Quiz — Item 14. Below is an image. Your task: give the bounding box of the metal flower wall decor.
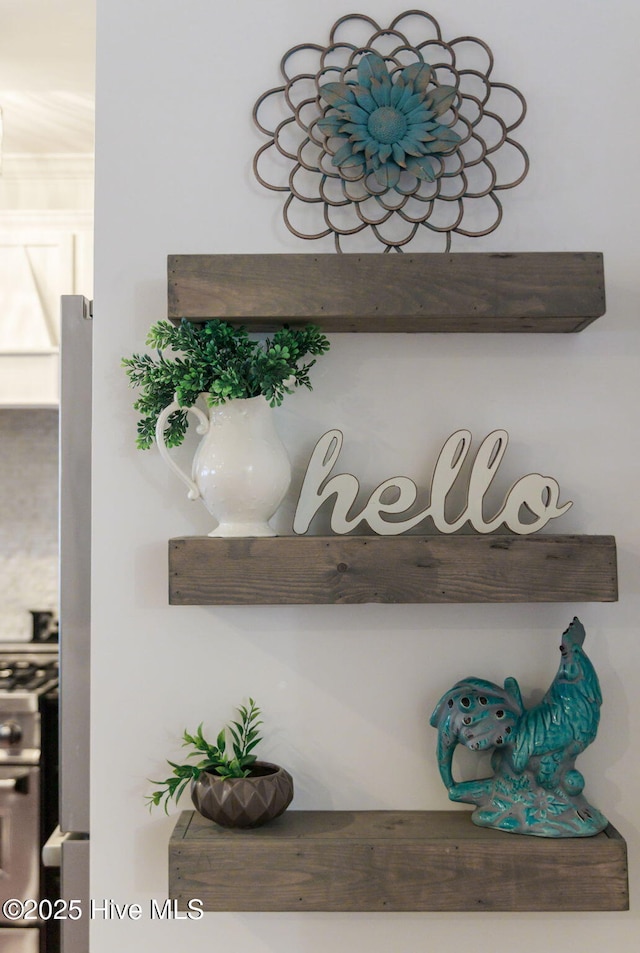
[319,53,461,191]
[253,11,529,252]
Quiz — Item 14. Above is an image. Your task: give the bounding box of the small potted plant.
[122,319,330,537]
[147,699,294,828]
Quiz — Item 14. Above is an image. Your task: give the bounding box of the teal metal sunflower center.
[318,52,461,192]
[367,106,407,145]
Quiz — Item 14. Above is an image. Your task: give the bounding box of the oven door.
[0,765,40,925]
[0,928,39,952]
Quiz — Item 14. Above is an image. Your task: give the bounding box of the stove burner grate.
[0,657,59,694]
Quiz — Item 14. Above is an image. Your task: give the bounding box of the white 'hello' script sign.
[293,429,572,536]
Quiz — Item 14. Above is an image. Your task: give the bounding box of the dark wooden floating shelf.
[169,809,628,912]
[168,252,606,333]
[168,534,617,605]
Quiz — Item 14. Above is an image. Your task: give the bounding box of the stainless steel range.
[0,641,59,953]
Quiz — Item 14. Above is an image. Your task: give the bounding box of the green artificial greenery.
[146,699,263,813]
[122,319,330,449]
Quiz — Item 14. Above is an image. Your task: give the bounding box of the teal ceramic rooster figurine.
[430,618,607,836]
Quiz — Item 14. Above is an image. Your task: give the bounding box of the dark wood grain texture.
[167,252,606,332]
[168,809,628,912]
[168,534,618,605]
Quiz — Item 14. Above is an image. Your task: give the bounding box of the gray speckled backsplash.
[0,409,58,641]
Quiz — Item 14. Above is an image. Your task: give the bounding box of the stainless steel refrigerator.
[43,294,92,953]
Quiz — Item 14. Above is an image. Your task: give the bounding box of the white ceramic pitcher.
[155,395,292,537]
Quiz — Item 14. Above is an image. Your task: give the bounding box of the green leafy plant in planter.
[147,699,294,828]
[122,319,330,450]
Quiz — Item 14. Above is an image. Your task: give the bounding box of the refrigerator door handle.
[59,295,92,836]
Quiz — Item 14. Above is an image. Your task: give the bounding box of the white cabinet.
[0,353,60,407]
[0,218,92,407]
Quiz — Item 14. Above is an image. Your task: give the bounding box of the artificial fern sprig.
[123,319,330,449]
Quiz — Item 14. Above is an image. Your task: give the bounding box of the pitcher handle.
[155,397,210,501]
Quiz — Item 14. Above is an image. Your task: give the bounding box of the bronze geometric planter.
[190,761,294,828]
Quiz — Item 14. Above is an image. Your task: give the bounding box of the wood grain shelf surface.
[169,809,629,912]
[168,534,618,605]
[167,252,606,333]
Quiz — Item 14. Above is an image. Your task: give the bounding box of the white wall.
[92,1,640,949]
